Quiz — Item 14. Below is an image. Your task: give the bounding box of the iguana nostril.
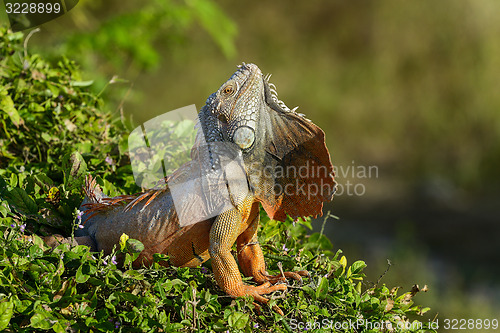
[218,114,228,124]
[233,126,255,149]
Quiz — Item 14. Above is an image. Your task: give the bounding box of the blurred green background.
[3,0,499,328]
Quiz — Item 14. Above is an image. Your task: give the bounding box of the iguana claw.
[263,270,310,284]
[241,281,287,303]
[241,282,286,316]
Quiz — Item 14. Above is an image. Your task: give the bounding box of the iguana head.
[198,63,336,221]
[199,63,264,151]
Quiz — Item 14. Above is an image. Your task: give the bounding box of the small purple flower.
[201,267,208,274]
[20,224,26,233]
[105,156,114,165]
[282,244,289,252]
[10,223,15,228]
[254,323,259,328]
[115,321,120,328]
[103,255,117,266]
[76,210,85,229]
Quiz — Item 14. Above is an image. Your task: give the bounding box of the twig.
[375,259,392,288]
[20,27,40,68]
[315,211,337,253]
[187,288,200,330]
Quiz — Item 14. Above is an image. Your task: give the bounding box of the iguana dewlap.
[62,63,335,312]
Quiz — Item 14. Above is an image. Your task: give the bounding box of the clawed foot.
[237,270,310,315]
[241,281,286,303]
[240,282,287,315]
[262,269,310,284]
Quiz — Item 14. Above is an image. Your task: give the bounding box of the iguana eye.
[223,85,235,95]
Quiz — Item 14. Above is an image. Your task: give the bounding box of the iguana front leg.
[236,205,309,285]
[209,208,286,305]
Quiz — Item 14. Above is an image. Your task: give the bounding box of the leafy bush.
[0,27,138,235]
[0,27,435,332]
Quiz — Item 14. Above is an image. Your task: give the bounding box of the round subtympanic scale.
[233,126,255,149]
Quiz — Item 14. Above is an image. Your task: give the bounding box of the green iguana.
[45,63,336,313]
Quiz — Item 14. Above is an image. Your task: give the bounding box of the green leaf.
[76,265,90,283]
[9,173,18,188]
[356,282,362,294]
[6,187,38,214]
[62,151,87,187]
[30,311,53,329]
[351,260,367,274]
[119,233,129,251]
[304,232,333,251]
[339,256,347,268]
[0,300,14,330]
[7,31,24,40]
[172,119,195,138]
[227,311,249,329]
[418,306,431,315]
[32,235,46,249]
[316,277,329,300]
[0,200,10,218]
[0,90,23,127]
[302,285,316,298]
[29,244,44,259]
[123,270,145,280]
[346,266,352,279]
[163,279,188,292]
[52,321,67,333]
[41,132,55,142]
[153,253,170,263]
[70,80,94,87]
[126,238,145,253]
[115,291,140,302]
